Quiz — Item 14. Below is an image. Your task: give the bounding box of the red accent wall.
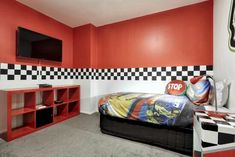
[1,0,213,69]
[95,1,213,68]
[73,24,97,68]
[0,0,73,67]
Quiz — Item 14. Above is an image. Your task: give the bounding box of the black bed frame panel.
[100,114,193,155]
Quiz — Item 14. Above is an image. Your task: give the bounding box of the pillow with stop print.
[165,80,187,96]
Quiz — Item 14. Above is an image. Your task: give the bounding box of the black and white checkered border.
[92,65,213,81]
[40,66,80,80]
[0,63,213,81]
[195,111,235,148]
[0,63,39,80]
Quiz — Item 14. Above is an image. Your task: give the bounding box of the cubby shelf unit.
[0,85,80,141]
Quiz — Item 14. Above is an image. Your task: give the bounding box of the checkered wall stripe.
[93,65,213,81]
[0,63,213,81]
[40,66,80,80]
[0,63,39,80]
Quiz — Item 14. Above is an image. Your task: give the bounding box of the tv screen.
[17,27,62,62]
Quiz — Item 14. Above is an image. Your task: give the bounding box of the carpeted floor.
[0,113,189,157]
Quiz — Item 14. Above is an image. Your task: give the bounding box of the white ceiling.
[17,0,207,28]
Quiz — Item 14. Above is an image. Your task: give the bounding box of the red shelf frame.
[10,112,35,139]
[11,108,35,116]
[41,90,54,106]
[2,85,80,141]
[69,88,80,102]
[54,102,67,107]
[68,101,80,115]
[56,88,68,103]
[11,126,35,139]
[53,115,68,123]
[54,103,67,118]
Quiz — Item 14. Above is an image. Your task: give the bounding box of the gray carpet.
[0,113,189,157]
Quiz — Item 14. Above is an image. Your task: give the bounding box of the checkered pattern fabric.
[195,111,235,148]
[0,63,213,81]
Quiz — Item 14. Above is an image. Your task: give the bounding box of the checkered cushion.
[195,111,235,147]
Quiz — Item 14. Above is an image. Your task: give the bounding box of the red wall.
[73,24,97,68]
[1,0,213,69]
[90,25,98,68]
[0,0,73,67]
[73,25,92,68]
[96,1,213,68]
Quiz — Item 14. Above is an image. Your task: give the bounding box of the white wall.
[92,80,167,113]
[73,79,167,114]
[214,0,235,111]
[73,79,94,114]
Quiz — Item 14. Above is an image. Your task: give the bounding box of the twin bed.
[98,92,205,155]
[97,76,219,155]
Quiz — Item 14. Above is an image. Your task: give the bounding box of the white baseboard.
[80,110,97,115]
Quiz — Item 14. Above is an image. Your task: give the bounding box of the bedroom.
[0,0,234,157]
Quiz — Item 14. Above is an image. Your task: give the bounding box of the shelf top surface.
[1,85,80,93]
[11,107,35,116]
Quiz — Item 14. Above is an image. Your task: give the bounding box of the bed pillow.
[166,80,187,96]
[186,76,213,105]
[215,80,229,107]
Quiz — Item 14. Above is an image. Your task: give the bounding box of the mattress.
[99,92,204,127]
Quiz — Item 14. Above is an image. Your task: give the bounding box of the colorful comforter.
[99,92,204,127]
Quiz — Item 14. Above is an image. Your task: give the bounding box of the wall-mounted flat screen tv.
[17,27,62,62]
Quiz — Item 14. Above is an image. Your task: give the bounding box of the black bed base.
[100,114,193,155]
